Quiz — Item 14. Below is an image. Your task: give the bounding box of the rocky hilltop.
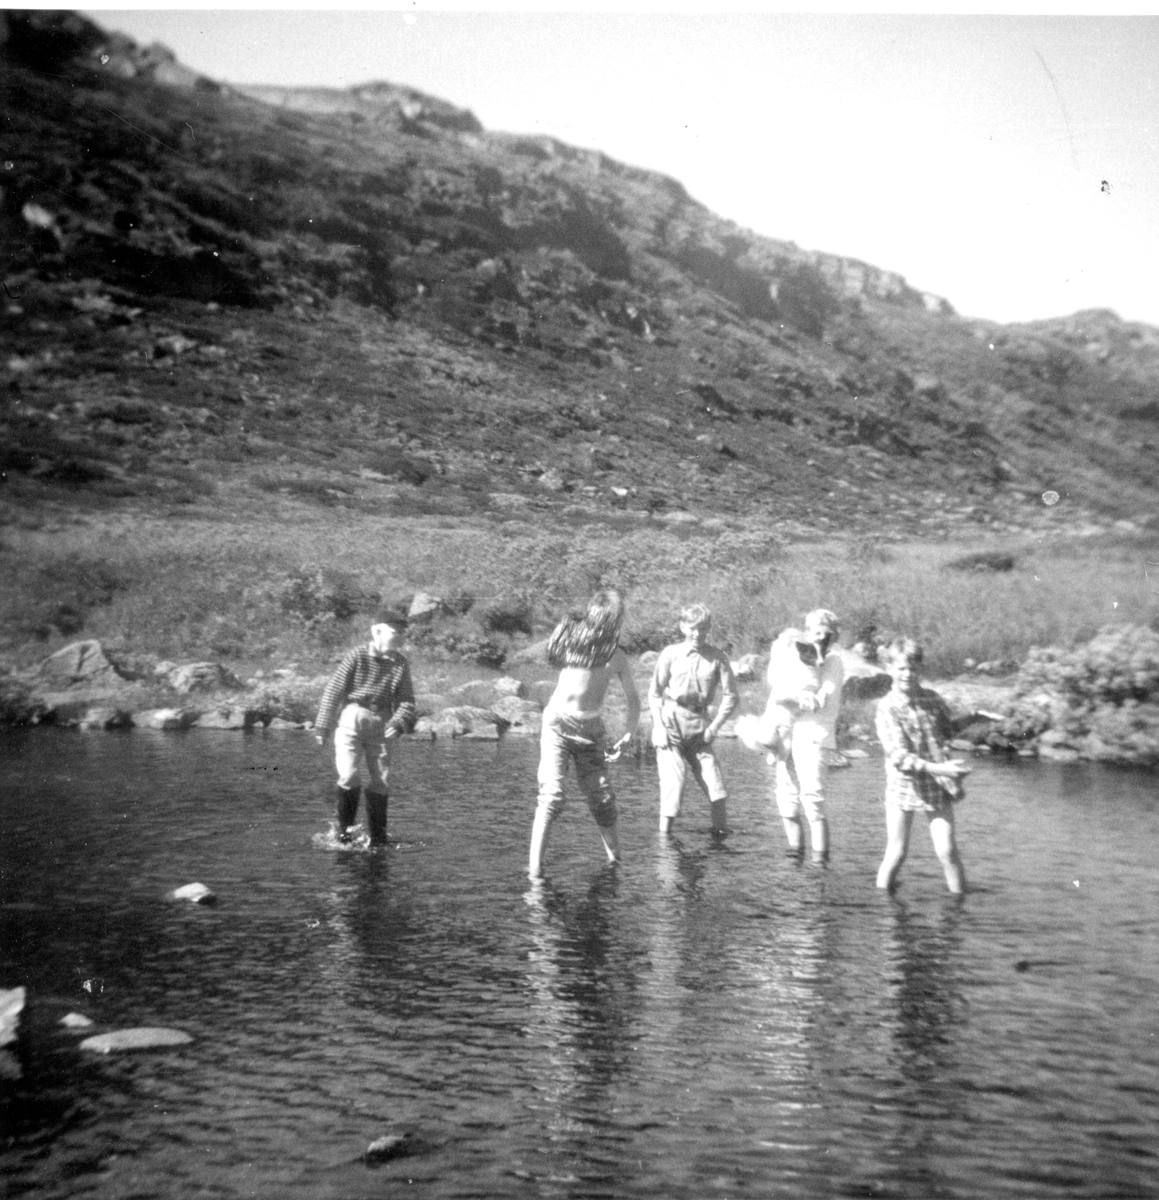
[2,10,1156,536]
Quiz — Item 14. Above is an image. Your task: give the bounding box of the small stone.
[171,882,216,905]
[80,1027,193,1053]
[60,1012,94,1029]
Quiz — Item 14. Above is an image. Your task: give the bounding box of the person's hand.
[796,691,819,712]
[383,725,401,741]
[931,758,970,778]
[702,726,717,745]
[606,732,633,762]
[315,731,329,747]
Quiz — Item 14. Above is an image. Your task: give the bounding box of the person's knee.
[535,789,565,821]
[583,779,618,828]
[591,795,618,828]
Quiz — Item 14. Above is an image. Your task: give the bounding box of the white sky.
[78,7,1159,327]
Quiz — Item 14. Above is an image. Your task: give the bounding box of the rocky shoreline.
[4,627,1156,769]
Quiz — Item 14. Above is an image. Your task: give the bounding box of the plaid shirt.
[875,684,960,811]
[314,645,416,735]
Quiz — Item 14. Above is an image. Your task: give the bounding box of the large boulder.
[426,705,507,739]
[492,696,543,735]
[134,708,199,730]
[166,662,242,694]
[407,592,445,622]
[194,706,258,730]
[36,640,124,687]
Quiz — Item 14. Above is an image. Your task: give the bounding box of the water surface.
[2,731,1157,1198]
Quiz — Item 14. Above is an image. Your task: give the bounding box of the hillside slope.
[2,10,1157,538]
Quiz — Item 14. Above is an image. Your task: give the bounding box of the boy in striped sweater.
[314,608,417,844]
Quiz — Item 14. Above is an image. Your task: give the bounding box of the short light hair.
[679,602,711,628]
[803,608,839,635]
[882,636,923,667]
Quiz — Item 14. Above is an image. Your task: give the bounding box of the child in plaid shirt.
[874,637,970,894]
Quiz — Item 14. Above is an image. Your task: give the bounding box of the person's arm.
[614,648,642,746]
[384,659,417,738]
[814,652,845,711]
[314,650,356,744]
[924,693,970,778]
[647,648,670,741]
[875,695,968,779]
[705,653,739,741]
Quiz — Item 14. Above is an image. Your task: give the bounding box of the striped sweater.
[314,646,417,735]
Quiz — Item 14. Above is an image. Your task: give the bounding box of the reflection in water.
[879,896,968,1194]
[522,871,639,1184]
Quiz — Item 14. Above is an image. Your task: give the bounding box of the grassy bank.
[3,503,1157,679]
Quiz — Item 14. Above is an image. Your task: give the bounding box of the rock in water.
[171,882,216,904]
[0,987,25,1048]
[80,1028,193,1053]
[365,1132,413,1164]
[60,1012,94,1029]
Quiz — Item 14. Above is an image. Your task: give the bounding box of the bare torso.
[549,648,640,730]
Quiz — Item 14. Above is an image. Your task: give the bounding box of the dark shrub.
[280,567,379,624]
[945,551,1016,573]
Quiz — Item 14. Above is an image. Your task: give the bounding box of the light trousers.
[334,704,393,792]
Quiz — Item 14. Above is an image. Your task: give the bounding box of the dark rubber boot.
[336,785,360,842]
[366,791,388,845]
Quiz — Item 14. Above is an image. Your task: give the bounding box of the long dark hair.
[547,590,624,669]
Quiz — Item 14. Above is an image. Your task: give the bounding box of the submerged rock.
[80,1027,194,1053]
[365,1132,413,1164]
[60,1012,94,1030]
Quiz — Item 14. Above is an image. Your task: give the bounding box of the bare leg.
[928,812,966,895]
[775,757,804,858]
[809,815,829,864]
[876,806,913,891]
[598,821,621,865]
[528,805,555,879]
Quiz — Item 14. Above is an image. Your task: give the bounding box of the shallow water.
[2,730,1157,1199]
